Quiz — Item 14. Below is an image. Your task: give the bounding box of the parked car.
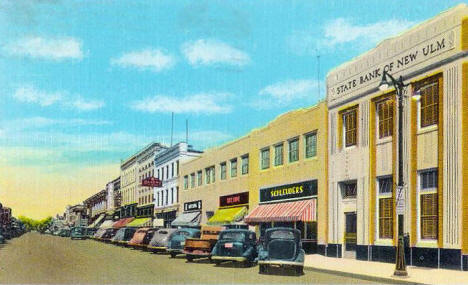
[111,227,137,246]
[257,227,305,275]
[147,228,177,252]
[70,226,87,240]
[86,228,97,238]
[58,228,71,237]
[98,228,118,242]
[183,226,223,262]
[211,229,257,267]
[0,228,5,244]
[167,228,201,258]
[127,227,159,249]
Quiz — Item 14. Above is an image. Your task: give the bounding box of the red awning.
[244,199,316,224]
[112,217,135,229]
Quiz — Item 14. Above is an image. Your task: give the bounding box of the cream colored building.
[326,4,468,270]
[179,101,328,253]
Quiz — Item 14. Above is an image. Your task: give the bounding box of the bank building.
[325,4,468,270]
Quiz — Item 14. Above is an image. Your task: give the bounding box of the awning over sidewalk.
[207,206,247,225]
[112,217,135,229]
[126,217,152,227]
[87,214,105,229]
[99,220,115,229]
[244,199,316,224]
[171,211,201,227]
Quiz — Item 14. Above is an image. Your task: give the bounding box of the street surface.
[0,232,382,284]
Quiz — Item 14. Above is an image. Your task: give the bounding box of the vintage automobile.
[0,228,4,244]
[147,228,177,252]
[167,228,201,258]
[58,228,71,237]
[70,226,87,240]
[111,227,137,246]
[257,227,305,275]
[183,225,223,262]
[98,228,119,242]
[127,227,158,249]
[211,229,257,267]
[85,228,97,238]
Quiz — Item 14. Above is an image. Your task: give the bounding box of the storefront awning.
[99,220,115,229]
[244,199,316,224]
[126,217,152,227]
[112,217,135,229]
[207,206,247,225]
[171,211,201,227]
[87,213,105,229]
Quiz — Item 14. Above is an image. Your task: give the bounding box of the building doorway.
[344,212,357,258]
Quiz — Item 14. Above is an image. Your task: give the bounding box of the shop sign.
[260,180,317,203]
[219,192,249,208]
[142,177,162,187]
[184,200,202,212]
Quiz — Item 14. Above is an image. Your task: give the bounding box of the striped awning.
[244,199,316,224]
[112,217,135,229]
[126,217,152,227]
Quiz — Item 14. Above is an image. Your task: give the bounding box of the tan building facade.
[326,4,468,270]
[179,101,328,253]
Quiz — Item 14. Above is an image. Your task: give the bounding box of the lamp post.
[378,70,414,277]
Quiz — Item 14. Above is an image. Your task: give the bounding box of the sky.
[0,0,464,219]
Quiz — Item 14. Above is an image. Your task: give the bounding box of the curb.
[304,265,425,285]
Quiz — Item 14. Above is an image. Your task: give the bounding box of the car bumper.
[147,245,167,251]
[211,256,247,262]
[166,248,183,253]
[258,260,304,267]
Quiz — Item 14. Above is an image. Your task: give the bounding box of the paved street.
[0,232,384,284]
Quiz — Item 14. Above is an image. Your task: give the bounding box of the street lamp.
[378,70,412,277]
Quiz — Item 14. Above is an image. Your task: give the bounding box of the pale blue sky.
[0,0,464,169]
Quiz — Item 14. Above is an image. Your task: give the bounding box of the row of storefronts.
[76,4,468,271]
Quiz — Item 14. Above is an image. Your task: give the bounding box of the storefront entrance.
[344,212,357,258]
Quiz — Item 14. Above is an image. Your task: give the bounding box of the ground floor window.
[419,169,438,240]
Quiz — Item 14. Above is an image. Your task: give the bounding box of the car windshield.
[220,232,245,241]
[269,230,295,240]
[176,231,190,237]
[72,228,84,234]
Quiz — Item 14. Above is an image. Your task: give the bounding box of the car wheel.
[215,260,221,266]
[243,261,252,268]
[294,266,304,275]
[259,264,266,274]
[170,252,176,258]
[186,256,193,262]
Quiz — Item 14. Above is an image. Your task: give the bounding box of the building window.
[274,143,283,166]
[220,162,227,180]
[211,166,216,183]
[205,168,211,184]
[176,186,179,203]
[343,108,357,147]
[341,181,357,199]
[183,176,188,190]
[197,171,202,186]
[420,169,438,240]
[176,160,179,176]
[161,168,164,181]
[288,138,299,163]
[419,81,439,128]
[378,177,393,239]
[171,187,174,204]
[230,158,237,177]
[241,155,249,175]
[165,189,168,205]
[172,163,174,178]
[166,165,169,179]
[190,173,195,188]
[305,132,317,158]
[377,99,393,139]
[261,148,270,169]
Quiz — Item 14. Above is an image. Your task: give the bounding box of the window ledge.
[417,125,438,135]
[415,240,438,248]
[376,137,392,146]
[304,156,318,161]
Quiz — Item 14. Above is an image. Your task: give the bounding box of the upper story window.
[205,166,215,184]
[230,158,237,177]
[172,163,175,178]
[305,132,317,158]
[419,80,439,128]
[241,154,249,175]
[183,175,188,190]
[343,108,357,147]
[197,171,202,186]
[261,148,270,169]
[377,99,393,139]
[341,181,357,199]
[288,138,299,163]
[190,173,195,188]
[378,177,393,194]
[220,162,227,180]
[274,143,283,166]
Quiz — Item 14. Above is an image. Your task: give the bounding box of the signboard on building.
[141,177,162,187]
[184,200,202,212]
[219,192,249,208]
[260,180,317,203]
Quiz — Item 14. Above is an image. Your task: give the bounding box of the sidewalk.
[304,254,468,284]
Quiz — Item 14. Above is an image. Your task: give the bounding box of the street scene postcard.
[2,1,468,284]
